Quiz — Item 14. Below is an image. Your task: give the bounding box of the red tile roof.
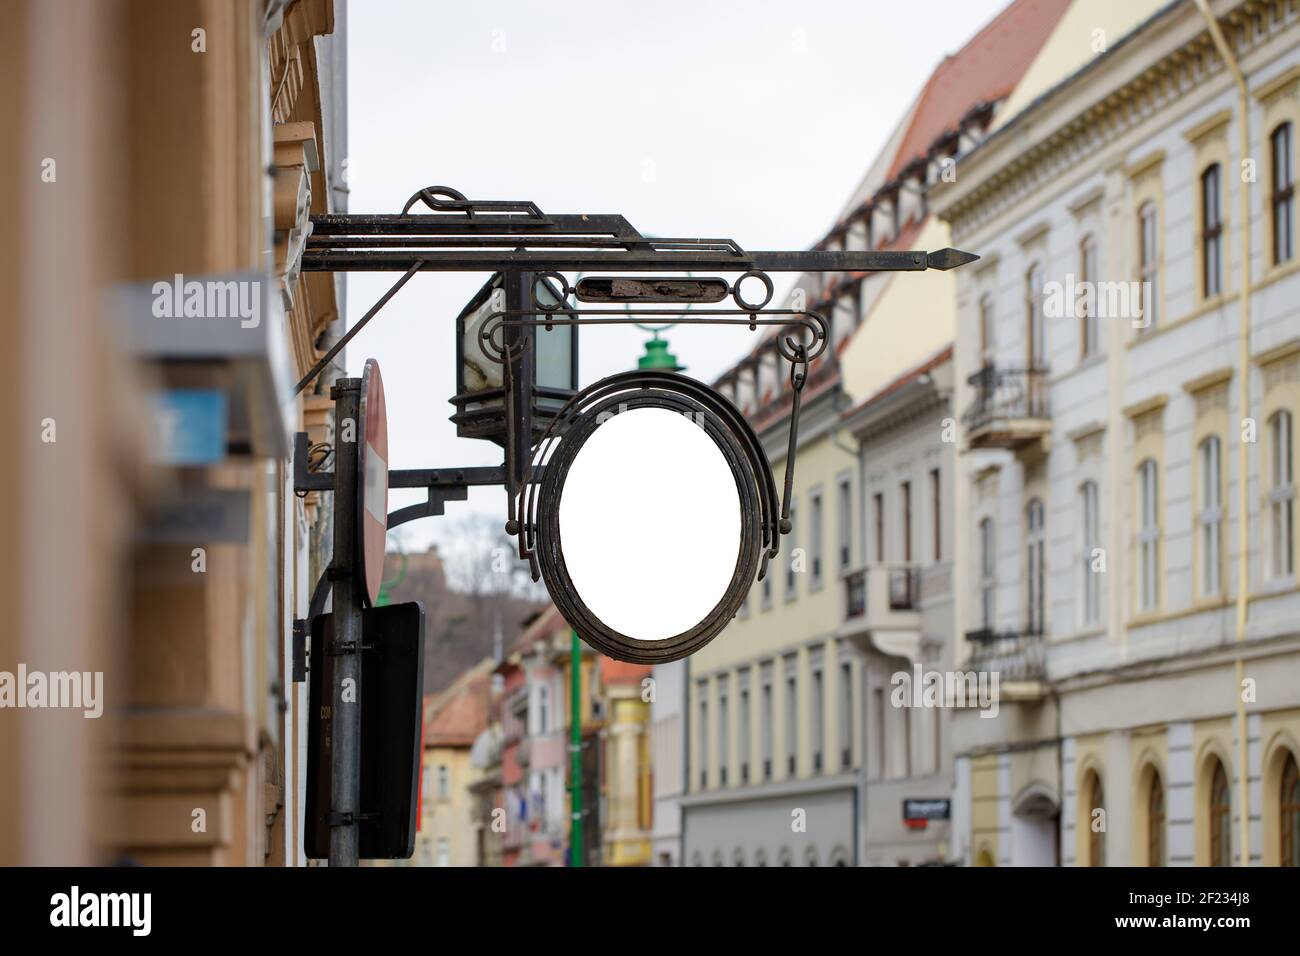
[424,659,494,748]
[885,0,1071,180]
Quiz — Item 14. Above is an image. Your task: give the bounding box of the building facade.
[840,348,958,865]
[682,0,1074,867]
[934,0,1300,866]
[0,0,348,866]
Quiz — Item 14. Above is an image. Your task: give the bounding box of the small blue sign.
[151,389,227,466]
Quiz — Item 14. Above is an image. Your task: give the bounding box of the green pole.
[569,629,584,866]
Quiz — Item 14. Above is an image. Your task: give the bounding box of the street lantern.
[449,271,577,446]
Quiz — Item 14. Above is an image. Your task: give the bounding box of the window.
[811,666,824,774]
[1201,164,1223,298]
[1080,481,1101,627]
[839,661,853,769]
[1079,235,1099,357]
[1025,499,1046,635]
[899,704,911,778]
[738,680,751,784]
[1210,759,1232,867]
[1139,201,1160,330]
[1270,410,1295,579]
[872,686,886,781]
[810,490,824,588]
[717,677,729,787]
[1026,263,1046,366]
[979,293,996,367]
[1085,771,1105,867]
[1282,752,1300,867]
[436,837,450,867]
[537,683,550,734]
[697,685,709,789]
[1137,459,1161,612]
[761,570,772,608]
[784,666,798,776]
[873,492,885,562]
[785,498,798,598]
[760,665,773,781]
[901,481,912,563]
[930,468,942,562]
[837,477,852,570]
[978,516,996,630]
[1273,122,1294,264]
[437,764,450,800]
[1198,436,1223,597]
[1149,772,1166,867]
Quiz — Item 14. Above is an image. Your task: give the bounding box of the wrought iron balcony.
[965,627,1047,685]
[963,364,1051,451]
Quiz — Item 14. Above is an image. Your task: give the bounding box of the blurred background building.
[0,0,348,866]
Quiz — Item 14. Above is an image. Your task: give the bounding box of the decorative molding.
[1066,420,1106,443]
[1067,185,1105,218]
[1182,366,1234,393]
[1252,63,1300,103]
[1253,336,1300,367]
[1125,149,1166,182]
[1015,219,1050,249]
[1182,108,1232,144]
[1123,393,1169,419]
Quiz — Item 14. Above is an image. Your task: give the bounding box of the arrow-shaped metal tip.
[927,248,980,271]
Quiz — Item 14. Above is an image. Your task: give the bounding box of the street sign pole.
[329,378,363,867]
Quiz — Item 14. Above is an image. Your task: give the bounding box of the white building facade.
[934,0,1300,866]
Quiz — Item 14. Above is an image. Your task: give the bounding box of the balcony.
[963,365,1051,451]
[840,564,922,660]
[965,628,1047,694]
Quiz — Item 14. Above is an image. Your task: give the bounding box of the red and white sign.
[358,358,388,605]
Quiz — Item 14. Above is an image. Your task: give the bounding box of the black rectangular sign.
[903,798,951,822]
[305,601,426,860]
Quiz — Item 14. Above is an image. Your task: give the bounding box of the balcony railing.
[963,365,1051,449]
[844,564,920,619]
[965,627,1046,683]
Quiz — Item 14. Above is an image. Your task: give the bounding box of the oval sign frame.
[357,358,389,606]
[536,388,763,664]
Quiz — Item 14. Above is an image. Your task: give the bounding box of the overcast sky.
[344,0,1008,552]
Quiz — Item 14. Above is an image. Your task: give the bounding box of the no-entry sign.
[357,358,388,605]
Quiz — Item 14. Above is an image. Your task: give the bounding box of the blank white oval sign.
[558,406,742,641]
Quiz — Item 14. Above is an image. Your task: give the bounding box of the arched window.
[1272,122,1294,264]
[1210,759,1232,867]
[1270,410,1294,579]
[1079,235,1099,358]
[733,848,745,867]
[1201,164,1223,298]
[974,847,995,867]
[711,849,724,867]
[1084,770,1106,867]
[1282,752,1300,867]
[1079,481,1100,627]
[1026,263,1046,367]
[1137,459,1160,612]
[805,846,820,867]
[1148,772,1166,867]
[754,848,769,867]
[1026,499,1046,635]
[778,847,793,867]
[1138,201,1159,330]
[1198,436,1223,597]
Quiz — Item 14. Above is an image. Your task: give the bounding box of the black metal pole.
[329,378,363,867]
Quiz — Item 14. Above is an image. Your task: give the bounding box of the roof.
[599,657,652,688]
[424,658,495,748]
[883,0,1072,181]
[840,344,953,422]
